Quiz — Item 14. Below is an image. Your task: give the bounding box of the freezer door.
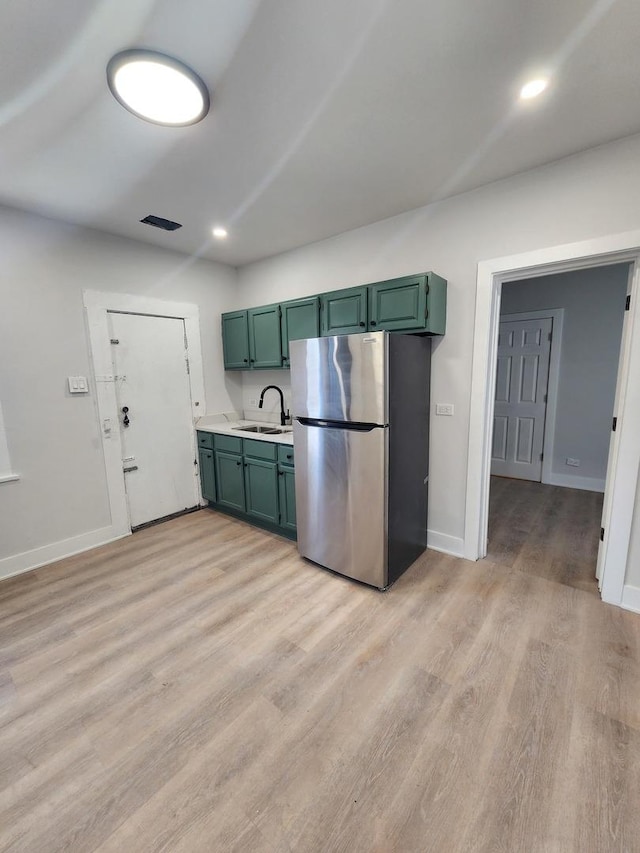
[290,332,388,424]
[293,419,387,588]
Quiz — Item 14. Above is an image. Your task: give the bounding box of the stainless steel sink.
[233,425,292,434]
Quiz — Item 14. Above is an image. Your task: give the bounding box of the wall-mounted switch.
[68,376,89,394]
[435,403,454,416]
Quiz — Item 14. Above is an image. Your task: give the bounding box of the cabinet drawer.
[243,438,278,461]
[278,444,295,466]
[197,431,214,450]
[213,434,243,454]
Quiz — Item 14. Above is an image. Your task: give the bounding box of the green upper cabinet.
[248,304,283,369]
[369,272,447,334]
[320,286,368,336]
[280,297,320,364]
[244,458,279,525]
[221,311,250,370]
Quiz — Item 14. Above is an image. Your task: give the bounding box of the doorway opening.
[465,232,640,611]
[486,265,629,595]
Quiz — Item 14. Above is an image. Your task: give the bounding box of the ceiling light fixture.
[519,78,549,100]
[107,49,210,126]
[212,227,228,239]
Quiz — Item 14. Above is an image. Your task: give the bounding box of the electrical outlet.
[249,399,257,407]
[566,457,580,467]
[435,403,454,416]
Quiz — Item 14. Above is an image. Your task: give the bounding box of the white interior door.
[108,312,198,528]
[491,317,553,481]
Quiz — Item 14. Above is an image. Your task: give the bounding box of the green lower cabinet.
[214,451,246,512]
[243,458,280,524]
[278,465,297,532]
[198,448,216,502]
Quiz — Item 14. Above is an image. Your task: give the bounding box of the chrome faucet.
[259,385,290,426]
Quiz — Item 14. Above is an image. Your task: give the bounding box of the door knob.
[122,406,130,427]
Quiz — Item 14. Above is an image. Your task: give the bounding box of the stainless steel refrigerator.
[290,331,431,589]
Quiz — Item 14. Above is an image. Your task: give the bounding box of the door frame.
[464,231,640,610]
[495,308,565,487]
[84,290,206,538]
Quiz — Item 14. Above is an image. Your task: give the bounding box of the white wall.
[240,370,292,425]
[0,205,241,568]
[500,265,628,488]
[236,132,640,561]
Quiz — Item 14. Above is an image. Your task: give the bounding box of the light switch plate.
[68,376,89,394]
[435,403,454,416]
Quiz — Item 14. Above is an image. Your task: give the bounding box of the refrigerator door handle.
[295,417,382,432]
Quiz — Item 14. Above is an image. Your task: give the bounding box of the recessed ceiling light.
[107,49,210,126]
[212,227,228,239]
[519,78,549,100]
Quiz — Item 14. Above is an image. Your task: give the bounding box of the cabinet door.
[280,297,320,364]
[278,466,297,532]
[198,448,216,502]
[369,275,427,331]
[244,458,279,524]
[320,287,368,336]
[222,311,250,370]
[215,451,246,511]
[248,304,283,368]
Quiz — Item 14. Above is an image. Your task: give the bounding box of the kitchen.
[1,1,640,850]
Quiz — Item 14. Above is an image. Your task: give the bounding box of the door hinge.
[185,357,190,375]
[612,416,617,431]
[625,294,631,311]
[548,332,552,342]
[278,305,282,318]
[544,393,548,403]
[110,338,119,345]
[540,452,543,461]
[600,527,605,541]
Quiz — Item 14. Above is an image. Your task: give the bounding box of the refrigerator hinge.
[612,416,617,432]
[625,294,631,311]
[600,527,605,542]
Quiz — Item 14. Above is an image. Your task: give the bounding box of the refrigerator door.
[293,418,388,588]
[290,332,388,425]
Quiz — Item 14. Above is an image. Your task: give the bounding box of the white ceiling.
[1,0,639,266]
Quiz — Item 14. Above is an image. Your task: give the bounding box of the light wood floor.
[1,506,638,852]
[488,476,604,594]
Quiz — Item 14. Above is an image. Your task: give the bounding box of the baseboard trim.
[0,526,129,582]
[427,530,465,558]
[621,584,640,614]
[544,473,606,493]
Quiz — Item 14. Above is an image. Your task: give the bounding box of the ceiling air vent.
[140,214,182,231]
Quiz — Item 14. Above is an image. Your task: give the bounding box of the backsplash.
[241,370,292,424]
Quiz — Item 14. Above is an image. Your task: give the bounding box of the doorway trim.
[464,231,640,609]
[497,309,565,487]
[83,290,206,539]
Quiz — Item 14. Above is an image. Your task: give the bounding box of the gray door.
[293,420,387,588]
[290,332,388,424]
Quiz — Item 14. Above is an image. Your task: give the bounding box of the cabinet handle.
[370,320,377,326]
[286,454,292,460]
[250,358,255,363]
[243,358,248,363]
[236,461,241,466]
[359,321,365,327]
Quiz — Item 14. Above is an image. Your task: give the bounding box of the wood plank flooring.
[488,476,604,594]
[1,504,638,852]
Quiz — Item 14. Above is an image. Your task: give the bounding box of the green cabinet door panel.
[215,451,246,512]
[369,275,427,331]
[248,304,283,368]
[320,287,368,336]
[423,272,447,335]
[278,466,297,531]
[198,448,216,502]
[244,458,279,524]
[221,311,250,370]
[280,297,320,362]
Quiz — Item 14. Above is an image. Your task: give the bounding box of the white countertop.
[196,419,294,446]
